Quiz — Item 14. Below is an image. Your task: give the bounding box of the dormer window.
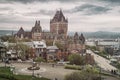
[38,45,43,47]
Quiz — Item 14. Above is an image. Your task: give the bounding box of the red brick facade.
[50,10,68,39]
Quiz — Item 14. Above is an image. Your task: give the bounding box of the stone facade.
[68,32,86,54]
[31,21,42,40]
[15,10,68,40]
[15,20,42,40]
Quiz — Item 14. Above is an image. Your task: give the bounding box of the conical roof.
[31,20,42,33]
[51,10,67,23]
[17,27,24,35]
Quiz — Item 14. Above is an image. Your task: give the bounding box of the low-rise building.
[46,46,58,61]
[32,40,47,58]
[0,40,6,60]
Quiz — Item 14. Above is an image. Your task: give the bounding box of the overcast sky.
[0,0,120,32]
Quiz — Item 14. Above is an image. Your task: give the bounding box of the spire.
[35,20,37,27]
[38,20,40,26]
[20,27,24,31]
[17,27,24,35]
[74,32,79,38]
[79,33,85,44]
[51,9,67,22]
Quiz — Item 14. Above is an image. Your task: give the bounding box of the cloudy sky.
[0,0,120,32]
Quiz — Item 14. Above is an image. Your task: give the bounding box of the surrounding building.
[13,9,88,62]
[0,40,6,60]
[15,20,42,40]
[46,45,58,61]
[85,53,95,65]
[32,40,47,58]
[68,32,86,54]
[31,21,42,40]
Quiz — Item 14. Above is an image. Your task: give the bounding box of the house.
[32,40,47,58]
[46,46,58,61]
[0,40,6,60]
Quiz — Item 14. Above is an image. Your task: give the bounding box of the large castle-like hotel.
[15,10,68,40]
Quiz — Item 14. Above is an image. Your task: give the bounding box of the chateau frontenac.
[15,10,68,40]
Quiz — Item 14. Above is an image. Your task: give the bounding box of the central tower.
[50,9,68,39]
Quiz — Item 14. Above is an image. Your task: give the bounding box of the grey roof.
[0,42,5,48]
[50,10,68,23]
[47,46,58,50]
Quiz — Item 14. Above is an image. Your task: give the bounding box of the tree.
[15,43,30,60]
[46,40,53,46]
[55,42,64,50]
[0,35,16,43]
[34,57,45,62]
[64,67,100,80]
[68,54,85,65]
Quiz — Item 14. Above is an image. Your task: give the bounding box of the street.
[87,50,117,71]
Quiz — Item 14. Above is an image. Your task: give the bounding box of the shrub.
[34,57,45,62]
[0,73,16,80]
[65,65,82,70]
[64,67,100,80]
[68,54,85,65]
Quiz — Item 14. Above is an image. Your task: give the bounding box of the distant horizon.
[0,29,120,33]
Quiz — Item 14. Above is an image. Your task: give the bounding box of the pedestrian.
[55,78,57,80]
[52,63,54,67]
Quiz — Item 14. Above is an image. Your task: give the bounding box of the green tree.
[46,40,53,46]
[34,57,45,62]
[55,42,64,50]
[68,54,85,65]
[0,35,16,43]
[65,67,100,80]
[15,43,30,60]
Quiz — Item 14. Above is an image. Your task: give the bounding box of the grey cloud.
[23,10,54,16]
[99,0,120,6]
[0,7,12,10]
[101,0,120,3]
[0,14,29,24]
[72,4,111,15]
[0,0,80,3]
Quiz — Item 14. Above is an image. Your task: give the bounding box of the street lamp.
[10,65,15,76]
[32,61,36,79]
[99,64,102,80]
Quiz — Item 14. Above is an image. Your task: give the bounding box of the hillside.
[0,30,120,39]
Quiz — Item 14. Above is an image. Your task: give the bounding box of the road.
[87,50,117,71]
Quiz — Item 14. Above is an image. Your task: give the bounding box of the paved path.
[87,50,117,71]
[0,62,75,80]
